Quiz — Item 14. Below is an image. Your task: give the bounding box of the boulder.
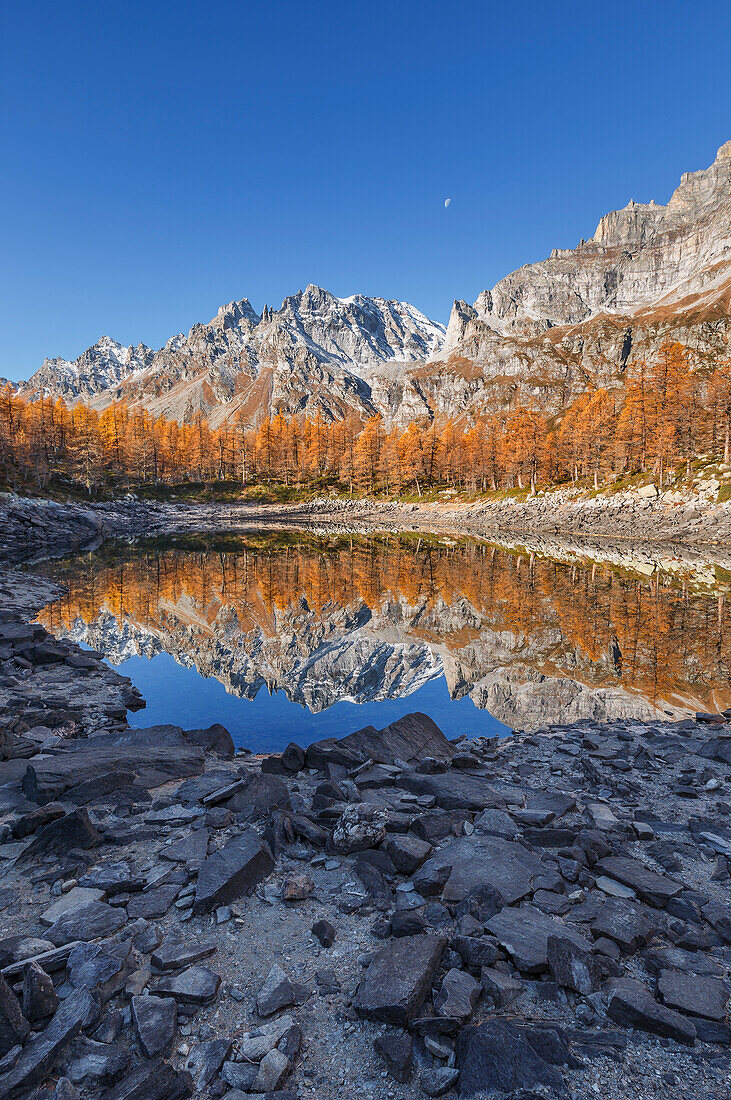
[386,834,432,874]
[331,804,388,854]
[657,970,728,1020]
[181,724,234,758]
[455,1019,566,1098]
[22,962,58,1022]
[193,830,274,914]
[607,979,696,1043]
[353,935,446,1024]
[62,1037,131,1087]
[547,935,601,994]
[41,888,106,927]
[311,920,335,948]
[185,1038,231,1089]
[373,1033,412,1083]
[152,966,220,1006]
[590,897,657,953]
[21,729,204,805]
[131,995,177,1058]
[151,940,217,972]
[251,1047,290,1092]
[96,1057,193,1100]
[435,968,480,1020]
[256,966,295,1017]
[486,906,592,974]
[47,901,127,947]
[0,988,96,1099]
[18,810,101,862]
[594,856,683,908]
[224,775,291,816]
[159,829,209,865]
[413,835,545,905]
[307,713,456,770]
[0,974,29,1058]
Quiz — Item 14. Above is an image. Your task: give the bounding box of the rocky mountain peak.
[23,285,445,426]
[442,140,731,347]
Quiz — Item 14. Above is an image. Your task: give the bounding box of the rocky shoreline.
[0,538,728,1100]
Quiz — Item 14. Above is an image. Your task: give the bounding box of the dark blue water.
[121,650,510,751]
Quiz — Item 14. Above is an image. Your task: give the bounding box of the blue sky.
[1,0,730,380]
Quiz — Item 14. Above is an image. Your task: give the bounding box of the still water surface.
[35,529,731,750]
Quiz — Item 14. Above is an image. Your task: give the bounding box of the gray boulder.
[353,935,446,1024]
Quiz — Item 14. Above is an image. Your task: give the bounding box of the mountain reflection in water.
[34,530,731,750]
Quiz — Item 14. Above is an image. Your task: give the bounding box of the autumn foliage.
[2,342,730,495]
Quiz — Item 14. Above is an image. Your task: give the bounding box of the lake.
[34,528,731,751]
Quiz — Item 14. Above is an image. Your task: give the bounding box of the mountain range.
[20,140,731,426]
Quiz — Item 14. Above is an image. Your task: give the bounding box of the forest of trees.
[2,342,730,496]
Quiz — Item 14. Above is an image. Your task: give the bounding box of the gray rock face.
[353,935,446,1024]
[193,830,274,915]
[447,143,731,341]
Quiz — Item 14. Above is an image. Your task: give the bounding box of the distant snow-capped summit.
[23,285,446,425]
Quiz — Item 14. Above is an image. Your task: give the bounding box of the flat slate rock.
[131,995,177,1058]
[193,830,274,915]
[21,729,205,805]
[589,897,658,953]
[40,888,105,927]
[607,979,696,1044]
[47,901,127,947]
[79,861,145,896]
[153,966,220,1005]
[455,1019,566,1099]
[395,771,514,812]
[657,969,728,1020]
[486,906,592,974]
[126,885,180,921]
[414,835,551,906]
[353,935,446,1024]
[594,856,683,907]
[151,940,217,973]
[160,829,210,864]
